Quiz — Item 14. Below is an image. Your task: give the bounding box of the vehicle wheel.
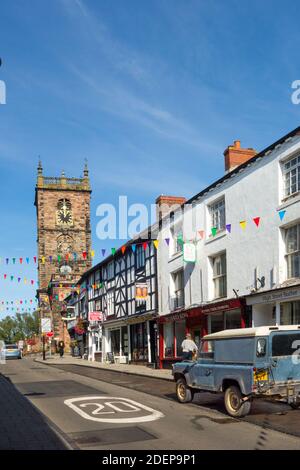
[176,378,194,403]
[290,401,300,409]
[224,385,251,417]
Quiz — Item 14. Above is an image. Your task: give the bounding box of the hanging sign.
[183,242,196,263]
[135,283,148,300]
[88,311,103,322]
[41,318,52,334]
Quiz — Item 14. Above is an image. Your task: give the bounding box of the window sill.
[205,230,226,245]
[279,191,300,210]
[169,251,183,263]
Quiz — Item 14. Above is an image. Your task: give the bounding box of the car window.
[6,345,17,349]
[272,333,300,357]
[256,338,266,357]
[199,340,214,359]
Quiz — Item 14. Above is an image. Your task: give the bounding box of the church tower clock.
[35,161,92,343]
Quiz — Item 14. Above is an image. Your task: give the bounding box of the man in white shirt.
[181,333,198,360]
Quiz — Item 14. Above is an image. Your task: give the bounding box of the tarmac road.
[1,357,300,450]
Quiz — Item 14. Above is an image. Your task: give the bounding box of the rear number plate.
[254,370,268,382]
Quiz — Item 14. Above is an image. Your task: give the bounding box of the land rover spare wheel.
[224,385,251,417]
[176,377,193,403]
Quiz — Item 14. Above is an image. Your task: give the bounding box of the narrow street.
[1,357,300,450]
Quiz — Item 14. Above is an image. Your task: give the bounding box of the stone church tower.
[35,162,92,343]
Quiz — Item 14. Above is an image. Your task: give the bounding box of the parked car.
[172,325,300,417]
[4,344,22,359]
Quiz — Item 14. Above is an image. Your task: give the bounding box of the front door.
[189,361,215,389]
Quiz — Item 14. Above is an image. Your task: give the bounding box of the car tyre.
[290,401,300,409]
[176,377,194,403]
[224,385,251,417]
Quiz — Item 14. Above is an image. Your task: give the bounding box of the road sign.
[41,318,52,333]
[46,331,54,338]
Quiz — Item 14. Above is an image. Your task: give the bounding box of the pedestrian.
[181,333,198,361]
[58,340,65,358]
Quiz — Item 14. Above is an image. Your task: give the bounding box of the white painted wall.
[157,135,300,326]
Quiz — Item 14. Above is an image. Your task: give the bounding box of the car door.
[189,339,215,390]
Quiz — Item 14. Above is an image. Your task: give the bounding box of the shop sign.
[183,242,196,263]
[135,283,148,300]
[160,311,188,323]
[41,318,51,333]
[88,311,103,322]
[247,287,300,306]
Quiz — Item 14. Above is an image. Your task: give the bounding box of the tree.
[0,311,40,343]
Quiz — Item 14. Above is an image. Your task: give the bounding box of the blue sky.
[0,0,300,316]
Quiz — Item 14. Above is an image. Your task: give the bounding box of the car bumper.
[256,382,300,403]
[5,352,21,359]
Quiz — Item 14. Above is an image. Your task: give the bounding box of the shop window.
[175,320,186,357]
[164,322,174,357]
[110,329,120,355]
[281,301,300,325]
[212,252,227,299]
[224,309,241,329]
[210,313,224,334]
[131,323,148,361]
[285,223,300,279]
[121,326,128,356]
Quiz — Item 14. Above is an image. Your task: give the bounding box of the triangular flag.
[111,248,116,255]
[253,217,260,227]
[143,241,148,250]
[4,274,6,279]
[19,258,23,264]
[240,220,247,230]
[177,234,183,245]
[91,250,95,258]
[101,249,106,257]
[18,277,21,283]
[41,256,45,264]
[57,255,61,262]
[165,238,170,246]
[6,258,8,264]
[33,256,37,263]
[12,258,16,264]
[279,210,286,221]
[82,251,87,260]
[153,240,159,249]
[198,230,205,239]
[131,244,136,253]
[226,224,231,233]
[211,227,217,237]
[26,257,29,264]
[10,275,14,281]
[121,246,126,255]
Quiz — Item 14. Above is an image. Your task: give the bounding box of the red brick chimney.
[156,195,186,221]
[224,140,256,173]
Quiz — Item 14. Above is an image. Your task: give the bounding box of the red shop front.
[158,298,249,369]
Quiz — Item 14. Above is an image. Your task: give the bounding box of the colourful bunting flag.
[101,249,106,257]
[198,230,205,239]
[165,238,170,246]
[211,227,217,237]
[34,256,37,263]
[279,210,286,221]
[111,248,116,256]
[131,244,136,253]
[12,258,16,264]
[19,258,23,264]
[153,240,159,249]
[82,251,87,260]
[91,250,95,258]
[121,246,126,255]
[240,220,247,230]
[26,257,29,264]
[226,224,231,233]
[253,217,260,227]
[143,241,148,250]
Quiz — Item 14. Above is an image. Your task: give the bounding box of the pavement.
[0,371,67,449]
[1,356,300,450]
[34,354,173,380]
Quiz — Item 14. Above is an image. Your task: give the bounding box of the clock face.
[56,199,73,226]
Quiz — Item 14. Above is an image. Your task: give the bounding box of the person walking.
[181,333,198,360]
[58,340,65,358]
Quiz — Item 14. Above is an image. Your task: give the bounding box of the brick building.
[35,161,92,347]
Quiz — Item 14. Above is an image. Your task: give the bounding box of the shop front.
[158,298,247,368]
[247,284,300,327]
[103,322,129,363]
[127,314,157,365]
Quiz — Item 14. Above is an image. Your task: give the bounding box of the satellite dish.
[60,264,72,275]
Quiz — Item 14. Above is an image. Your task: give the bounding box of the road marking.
[64,396,164,423]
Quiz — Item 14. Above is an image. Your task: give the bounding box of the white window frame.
[209,197,226,232]
[212,252,227,299]
[285,223,300,279]
[107,290,115,316]
[283,154,300,198]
